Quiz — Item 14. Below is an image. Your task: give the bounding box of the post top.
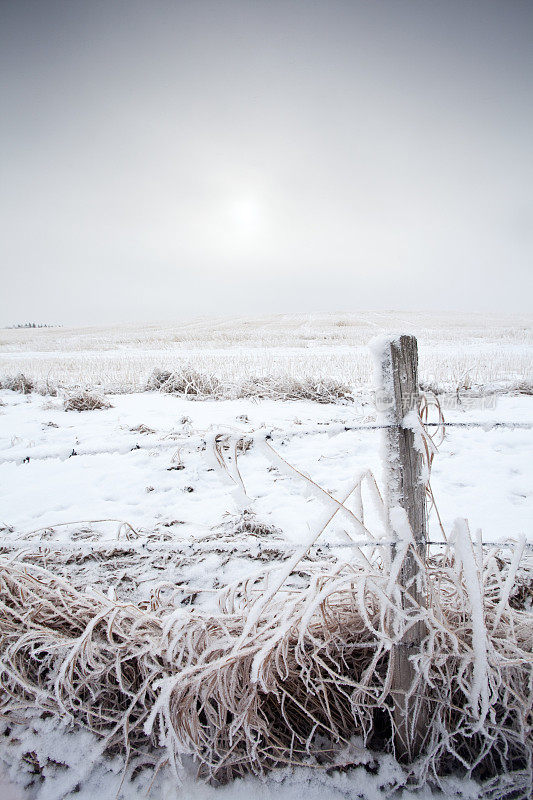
[368,333,418,361]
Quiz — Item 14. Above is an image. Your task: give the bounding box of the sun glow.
[227,196,264,238]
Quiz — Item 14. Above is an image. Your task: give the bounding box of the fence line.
[345,420,533,430]
[1,418,532,466]
[1,538,531,554]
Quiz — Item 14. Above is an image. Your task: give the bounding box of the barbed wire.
[344,421,533,430]
[1,537,531,554]
[1,418,532,465]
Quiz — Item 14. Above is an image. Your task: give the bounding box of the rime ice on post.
[371,334,428,762]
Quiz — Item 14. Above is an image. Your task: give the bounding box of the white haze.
[1,0,532,325]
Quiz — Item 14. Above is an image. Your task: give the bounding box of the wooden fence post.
[376,335,427,761]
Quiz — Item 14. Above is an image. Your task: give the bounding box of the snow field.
[0,317,532,800]
[1,312,531,394]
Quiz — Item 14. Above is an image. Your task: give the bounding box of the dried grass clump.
[63,389,113,412]
[0,535,531,795]
[509,379,533,395]
[147,368,223,398]
[146,368,354,404]
[0,373,59,396]
[226,510,281,537]
[238,376,354,404]
[0,372,34,393]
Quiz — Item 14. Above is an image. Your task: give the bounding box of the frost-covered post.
[373,334,427,761]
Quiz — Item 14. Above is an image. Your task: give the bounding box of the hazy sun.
[227,196,263,238]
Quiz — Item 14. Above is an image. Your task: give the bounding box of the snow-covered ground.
[1,391,531,556]
[0,388,532,799]
[0,316,532,799]
[0,717,483,800]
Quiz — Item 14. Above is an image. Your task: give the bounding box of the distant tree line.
[5,323,62,329]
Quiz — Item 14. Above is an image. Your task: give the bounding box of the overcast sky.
[1,0,532,325]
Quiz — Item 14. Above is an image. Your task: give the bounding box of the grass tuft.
[0,372,35,393]
[146,367,353,403]
[63,389,112,412]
